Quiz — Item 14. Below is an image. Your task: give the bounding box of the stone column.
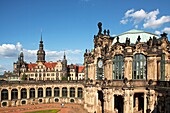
[35,87,38,98]
[43,87,46,98]
[123,90,129,113]
[67,87,70,97]
[144,92,147,113]
[129,90,134,113]
[27,88,30,99]
[124,57,133,79]
[75,87,78,98]
[8,89,11,100]
[18,88,21,100]
[60,87,62,97]
[51,87,54,97]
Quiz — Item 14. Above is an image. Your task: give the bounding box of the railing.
[0,79,164,88]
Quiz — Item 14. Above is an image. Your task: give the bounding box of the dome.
[112,29,159,44]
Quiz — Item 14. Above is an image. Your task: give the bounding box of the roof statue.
[98,22,102,35]
[137,35,141,43]
[116,36,119,43]
[161,32,168,38]
[104,29,106,35]
[107,29,110,36]
[125,37,130,46]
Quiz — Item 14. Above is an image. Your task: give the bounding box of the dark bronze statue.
[98,22,102,35]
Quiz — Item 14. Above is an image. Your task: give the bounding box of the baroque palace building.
[0,22,170,113]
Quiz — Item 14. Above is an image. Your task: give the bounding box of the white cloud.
[0,42,22,58]
[155,30,161,35]
[120,9,170,29]
[135,25,138,29]
[45,49,83,63]
[120,19,128,24]
[0,43,83,64]
[121,9,147,25]
[162,27,170,34]
[125,9,135,18]
[144,15,170,29]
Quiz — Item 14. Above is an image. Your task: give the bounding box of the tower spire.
[64,50,66,59]
[37,32,45,63]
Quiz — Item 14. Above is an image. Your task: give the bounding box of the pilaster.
[67,87,70,97]
[75,87,78,98]
[59,88,62,97]
[27,88,30,99]
[51,87,54,97]
[43,87,46,98]
[35,87,38,98]
[18,87,21,100]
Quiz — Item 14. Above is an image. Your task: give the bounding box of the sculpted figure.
[98,22,102,35]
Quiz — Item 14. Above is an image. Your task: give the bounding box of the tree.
[21,73,27,80]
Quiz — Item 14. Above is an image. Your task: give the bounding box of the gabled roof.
[28,62,58,70]
[78,66,85,73]
[28,63,37,69]
[44,62,57,69]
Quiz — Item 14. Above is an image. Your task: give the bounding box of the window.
[11,89,18,100]
[21,88,27,99]
[46,87,51,97]
[54,87,60,97]
[30,88,35,98]
[133,54,146,79]
[62,87,67,98]
[78,88,83,98]
[113,55,124,79]
[70,87,75,97]
[1,89,8,100]
[38,88,43,98]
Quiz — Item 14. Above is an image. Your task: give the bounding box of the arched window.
[21,88,27,99]
[46,87,52,97]
[113,55,124,79]
[62,87,67,98]
[11,89,18,100]
[1,89,8,100]
[70,87,75,97]
[54,87,60,97]
[133,54,146,79]
[38,88,43,98]
[30,88,35,98]
[78,88,83,98]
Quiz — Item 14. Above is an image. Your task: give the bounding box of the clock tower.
[37,35,46,63]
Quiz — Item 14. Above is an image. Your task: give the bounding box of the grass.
[25,109,60,113]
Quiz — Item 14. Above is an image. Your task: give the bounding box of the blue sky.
[0,0,170,74]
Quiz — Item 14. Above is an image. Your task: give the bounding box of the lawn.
[25,109,60,113]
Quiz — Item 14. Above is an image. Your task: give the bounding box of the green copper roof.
[112,29,159,44]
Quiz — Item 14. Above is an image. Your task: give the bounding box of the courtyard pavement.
[0,103,88,113]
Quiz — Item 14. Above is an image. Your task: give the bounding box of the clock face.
[98,60,103,68]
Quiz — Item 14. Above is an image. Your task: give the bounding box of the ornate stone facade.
[1,22,170,113]
[83,22,170,113]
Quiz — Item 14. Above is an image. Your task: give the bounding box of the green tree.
[21,73,27,80]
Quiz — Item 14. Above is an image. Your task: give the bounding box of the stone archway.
[98,90,104,113]
[114,95,124,113]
